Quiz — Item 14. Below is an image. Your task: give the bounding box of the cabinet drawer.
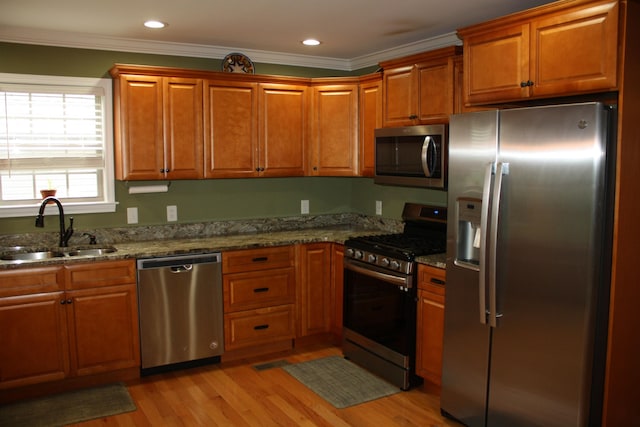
[222,246,295,274]
[418,265,446,293]
[65,260,136,290]
[0,266,64,297]
[224,305,294,350]
[224,267,295,312]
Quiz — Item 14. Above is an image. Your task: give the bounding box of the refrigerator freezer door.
[441,110,499,427]
[487,103,610,426]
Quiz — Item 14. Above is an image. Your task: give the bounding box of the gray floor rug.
[0,383,136,427]
[282,356,400,408]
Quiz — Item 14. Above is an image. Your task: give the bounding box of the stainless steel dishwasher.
[137,252,224,374]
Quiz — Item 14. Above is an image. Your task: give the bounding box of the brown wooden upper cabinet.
[112,74,204,180]
[309,81,359,176]
[358,74,383,177]
[203,80,309,178]
[259,83,308,177]
[380,46,462,127]
[459,0,619,105]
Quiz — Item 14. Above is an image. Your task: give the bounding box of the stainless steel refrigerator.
[441,102,615,427]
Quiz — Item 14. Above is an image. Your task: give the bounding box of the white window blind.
[0,73,116,217]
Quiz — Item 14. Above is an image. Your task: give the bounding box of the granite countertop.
[0,227,378,270]
[0,213,447,270]
[415,253,446,269]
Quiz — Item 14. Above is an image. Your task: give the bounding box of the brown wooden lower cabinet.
[416,264,446,387]
[222,246,296,355]
[296,243,332,337]
[0,260,140,393]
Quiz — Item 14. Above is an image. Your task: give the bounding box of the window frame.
[0,72,116,218]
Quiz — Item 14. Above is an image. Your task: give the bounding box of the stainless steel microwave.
[374,124,447,189]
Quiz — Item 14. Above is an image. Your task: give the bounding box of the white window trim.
[0,73,117,218]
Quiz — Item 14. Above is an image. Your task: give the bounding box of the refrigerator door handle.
[489,162,509,328]
[479,162,494,325]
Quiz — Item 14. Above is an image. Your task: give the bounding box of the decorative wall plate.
[222,52,255,74]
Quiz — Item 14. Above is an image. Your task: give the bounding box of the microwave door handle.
[421,136,436,177]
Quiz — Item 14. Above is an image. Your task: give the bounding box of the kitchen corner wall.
[0,42,447,235]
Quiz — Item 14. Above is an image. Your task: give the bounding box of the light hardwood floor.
[72,343,461,426]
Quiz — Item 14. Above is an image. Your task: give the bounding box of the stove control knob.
[367,254,377,263]
[390,260,401,270]
[380,258,390,267]
[354,250,363,260]
[346,248,355,258]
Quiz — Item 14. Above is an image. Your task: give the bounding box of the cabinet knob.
[409,114,418,120]
[520,80,534,87]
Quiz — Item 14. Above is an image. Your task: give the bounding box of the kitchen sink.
[1,250,66,261]
[66,246,117,257]
[0,245,117,263]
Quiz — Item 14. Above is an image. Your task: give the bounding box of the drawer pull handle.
[254,287,270,293]
[254,324,270,330]
[252,256,268,262]
[430,278,445,285]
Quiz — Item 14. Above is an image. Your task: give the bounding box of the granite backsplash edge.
[1,213,403,248]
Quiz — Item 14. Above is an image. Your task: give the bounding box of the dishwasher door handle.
[170,264,193,273]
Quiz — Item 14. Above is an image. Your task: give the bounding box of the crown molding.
[0,26,461,72]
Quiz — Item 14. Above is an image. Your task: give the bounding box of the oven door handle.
[345,260,411,288]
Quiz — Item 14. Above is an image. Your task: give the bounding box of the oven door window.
[343,266,416,356]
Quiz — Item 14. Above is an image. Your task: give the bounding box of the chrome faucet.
[35,196,74,247]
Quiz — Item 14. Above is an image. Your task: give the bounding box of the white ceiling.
[0,0,556,71]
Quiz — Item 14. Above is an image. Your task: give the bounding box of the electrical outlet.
[167,205,178,222]
[376,200,383,216]
[301,199,309,215]
[127,207,138,224]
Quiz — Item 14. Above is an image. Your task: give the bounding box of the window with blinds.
[0,74,115,217]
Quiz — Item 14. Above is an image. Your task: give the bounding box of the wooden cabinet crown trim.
[457,0,618,37]
[379,46,462,70]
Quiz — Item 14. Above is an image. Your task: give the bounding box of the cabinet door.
[204,80,259,178]
[115,75,164,180]
[163,77,204,179]
[382,65,416,127]
[259,83,308,177]
[359,77,382,177]
[417,60,454,122]
[464,23,531,105]
[0,292,69,389]
[531,0,618,97]
[66,284,140,377]
[330,243,345,339]
[297,243,332,337]
[310,84,358,176]
[416,265,446,387]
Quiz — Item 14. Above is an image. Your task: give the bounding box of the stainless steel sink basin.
[0,245,117,262]
[66,246,117,257]
[1,250,66,261]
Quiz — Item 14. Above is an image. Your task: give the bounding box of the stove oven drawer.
[223,305,295,350]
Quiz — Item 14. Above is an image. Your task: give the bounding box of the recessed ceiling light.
[302,39,321,46]
[144,20,167,29]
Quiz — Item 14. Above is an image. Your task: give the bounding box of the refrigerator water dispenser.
[455,198,481,269]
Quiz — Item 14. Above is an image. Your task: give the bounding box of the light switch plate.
[301,200,309,215]
[167,205,178,222]
[375,200,383,216]
[127,207,138,224]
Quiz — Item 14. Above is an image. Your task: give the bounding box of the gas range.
[344,203,447,275]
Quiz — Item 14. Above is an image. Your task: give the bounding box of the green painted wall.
[0,42,446,235]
